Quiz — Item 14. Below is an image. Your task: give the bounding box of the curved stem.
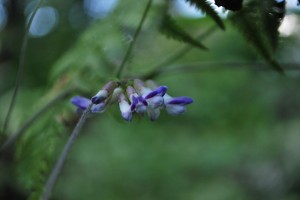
[143,25,218,79]
[40,103,93,200]
[2,0,44,134]
[116,0,153,79]
[0,87,75,153]
[147,61,300,76]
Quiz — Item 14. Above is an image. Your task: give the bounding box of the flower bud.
[164,94,193,116]
[91,81,117,104]
[118,93,132,121]
[71,96,90,110]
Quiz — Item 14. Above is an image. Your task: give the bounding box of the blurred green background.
[1,0,300,200]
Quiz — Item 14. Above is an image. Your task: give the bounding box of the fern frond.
[229,0,285,72]
[185,0,225,30]
[160,14,208,50]
[14,102,72,199]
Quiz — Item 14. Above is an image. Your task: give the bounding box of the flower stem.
[116,0,153,79]
[40,103,93,200]
[0,87,75,153]
[2,0,44,134]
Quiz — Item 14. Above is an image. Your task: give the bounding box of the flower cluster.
[71,79,193,121]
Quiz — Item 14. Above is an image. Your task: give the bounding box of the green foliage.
[14,102,71,199]
[160,14,208,50]
[185,0,225,29]
[229,0,285,72]
[49,20,123,90]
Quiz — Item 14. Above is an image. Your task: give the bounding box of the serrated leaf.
[229,0,285,73]
[185,0,225,30]
[263,0,285,50]
[13,99,76,199]
[160,14,208,50]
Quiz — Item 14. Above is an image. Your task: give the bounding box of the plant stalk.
[147,61,300,77]
[2,0,44,134]
[40,103,93,200]
[116,0,153,79]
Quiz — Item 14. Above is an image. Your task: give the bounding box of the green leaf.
[185,0,225,30]
[229,0,285,73]
[160,14,208,50]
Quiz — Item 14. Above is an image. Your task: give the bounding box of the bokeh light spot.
[279,14,299,37]
[0,4,7,31]
[83,0,118,19]
[28,6,58,38]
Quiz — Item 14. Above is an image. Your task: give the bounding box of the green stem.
[146,61,300,76]
[0,87,75,153]
[2,0,44,134]
[40,103,93,200]
[143,25,217,79]
[116,0,153,79]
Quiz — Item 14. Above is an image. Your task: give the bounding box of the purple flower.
[133,80,167,109]
[132,80,170,120]
[71,79,193,122]
[163,94,193,116]
[91,81,117,104]
[133,96,148,116]
[70,96,105,113]
[144,86,167,109]
[127,86,145,114]
[91,103,106,113]
[91,90,108,104]
[167,96,194,105]
[71,96,90,110]
[144,86,168,99]
[118,93,132,121]
[130,94,138,111]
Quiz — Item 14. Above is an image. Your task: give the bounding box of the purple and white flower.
[70,79,193,121]
[91,81,117,104]
[144,86,168,109]
[71,96,90,110]
[163,94,193,116]
[71,96,105,113]
[130,79,168,120]
[126,86,147,115]
[133,79,167,109]
[118,93,132,121]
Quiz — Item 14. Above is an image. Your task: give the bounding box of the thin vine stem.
[2,0,44,134]
[0,87,75,153]
[143,25,218,79]
[146,61,300,77]
[40,103,93,200]
[116,0,153,79]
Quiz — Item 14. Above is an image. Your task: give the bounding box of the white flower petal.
[147,108,160,121]
[166,104,186,116]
